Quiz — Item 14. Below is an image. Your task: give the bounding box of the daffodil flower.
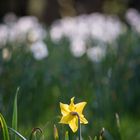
[59,97,88,132]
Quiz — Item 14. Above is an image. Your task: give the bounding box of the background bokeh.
[0,0,140,140]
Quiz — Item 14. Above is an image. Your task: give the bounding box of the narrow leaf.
[8,127,27,140]
[88,136,92,140]
[0,113,10,140]
[65,131,69,140]
[54,124,59,140]
[12,87,19,131]
[94,136,97,140]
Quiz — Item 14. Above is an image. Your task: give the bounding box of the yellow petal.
[60,102,70,116]
[75,102,87,114]
[69,97,75,111]
[79,114,88,124]
[69,117,78,132]
[59,114,74,124]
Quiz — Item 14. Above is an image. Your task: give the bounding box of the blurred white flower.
[0,13,48,61]
[0,25,8,47]
[30,41,48,60]
[87,46,106,62]
[50,13,125,59]
[6,16,47,43]
[50,22,64,43]
[27,25,46,43]
[70,39,86,57]
[126,8,140,33]
[51,13,124,44]
[89,14,124,43]
[16,16,38,33]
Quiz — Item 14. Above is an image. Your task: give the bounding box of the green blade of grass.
[0,113,10,140]
[8,127,27,140]
[54,124,59,140]
[93,136,97,140]
[12,87,20,140]
[12,87,19,130]
[65,131,69,140]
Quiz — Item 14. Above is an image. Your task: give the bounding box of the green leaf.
[8,127,27,140]
[54,124,59,140]
[0,113,10,140]
[12,87,19,140]
[94,136,97,140]
[12,87,19,130]
[88,136,91,140]
[65,131,69,140]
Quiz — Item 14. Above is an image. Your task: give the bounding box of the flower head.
[59,97,88,132]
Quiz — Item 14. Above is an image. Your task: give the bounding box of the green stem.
[77,115,81,140]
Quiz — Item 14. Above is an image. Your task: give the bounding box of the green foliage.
[0,113,10,140]
[8,127,27,140]
[12,87,19,140]
[93,136,97,140]
[65,131,69,140]
[54,124,59,140]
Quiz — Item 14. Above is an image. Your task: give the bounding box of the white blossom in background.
[87,46,106,63]
[70,38,86,57]
[27,25,47,42]
[89,14,124,43]
[50,13,124,44]
[0,13,48,60]
[3,13,47,43]
[30,41,48,60]
[12,16,46,43]
[0,25,8,46]
[50,12,125,60]
[50,22,64,42]
[125,8,140,33]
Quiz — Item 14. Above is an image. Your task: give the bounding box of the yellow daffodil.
[59,97,88,132]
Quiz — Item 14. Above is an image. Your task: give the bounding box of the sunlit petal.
[69,97,75,111]
[80,114,88,124]
[60,102,70,115]
[59,114,74,124]
[69,117,78,132]
[75,102,87,114]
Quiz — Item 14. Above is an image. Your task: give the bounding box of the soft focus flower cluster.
[1,9,140,62]
[125,8,140,34]
[50,13,126,62]
[0,13,48,60]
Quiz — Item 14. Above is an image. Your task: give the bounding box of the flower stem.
[77,115,81,140]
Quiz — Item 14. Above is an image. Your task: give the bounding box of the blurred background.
[0,0,140,140]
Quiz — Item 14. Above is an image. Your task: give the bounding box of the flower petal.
[69,97,75,111]
[59,114,74,124]
[69,117,78,132]
[60,102,70,116]
[80,115,88,124]
[75,102,87,114]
